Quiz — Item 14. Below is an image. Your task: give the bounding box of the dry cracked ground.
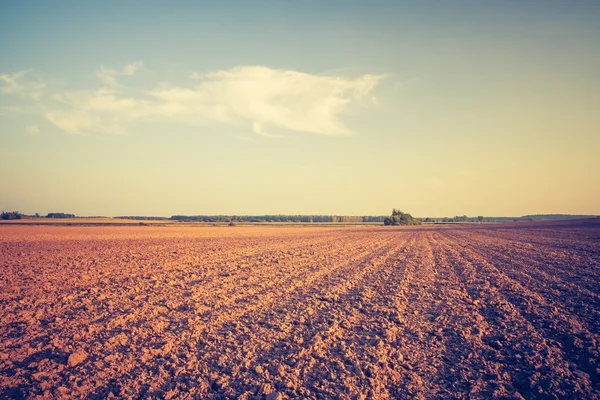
[1,220,599,399]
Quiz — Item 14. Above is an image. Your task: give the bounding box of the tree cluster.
[46,213,76,218]
[1,211,23,220]
[383,209,420,226]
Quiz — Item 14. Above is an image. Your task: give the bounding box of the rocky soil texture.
[1,220,599,399]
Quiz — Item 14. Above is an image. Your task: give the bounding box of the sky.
[1,1,599,217]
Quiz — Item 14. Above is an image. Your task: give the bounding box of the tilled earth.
[1,220,599,399]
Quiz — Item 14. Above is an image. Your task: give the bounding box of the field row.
[0,222,598,399]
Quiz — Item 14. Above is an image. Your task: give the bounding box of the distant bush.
[1,211,23,220]
[47,213,76,218]
[384,209,421,226]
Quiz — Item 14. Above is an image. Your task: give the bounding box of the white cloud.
[44,88,151,134]
[0,70,45,99]
[122,61,144,75]
[153,66,386,136]
[252,121,284,138]
[25,125,40,136]
[2,63,386,137]
[0,71,25,93]
[97,61,144,88]
[44,110,126,135]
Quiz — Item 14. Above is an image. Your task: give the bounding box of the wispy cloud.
[0,69,45,100]
[183,66,385,136]
[1,63,386,137]
[25,124,40,136]
[252,121,284,138]
[44,108,127,135]
[43,88,149,134]
[97,61,144,88]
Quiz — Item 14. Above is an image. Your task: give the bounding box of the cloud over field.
[0,70,45,100]
[0,63,385,137]
[25,125,40,136]
[97,61,144,88]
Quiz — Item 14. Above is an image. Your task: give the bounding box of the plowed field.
[1,220,599,399]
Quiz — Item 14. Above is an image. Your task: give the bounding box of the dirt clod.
[266,391,283,400]
[67,349,88,367]
[257,383,274,395]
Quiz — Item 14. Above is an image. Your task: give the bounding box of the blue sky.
[1,1,599,217]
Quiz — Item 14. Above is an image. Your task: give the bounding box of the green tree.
[1,211,22,220]
[384,209,421,226]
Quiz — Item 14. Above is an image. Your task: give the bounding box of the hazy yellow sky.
[1,1,598,217]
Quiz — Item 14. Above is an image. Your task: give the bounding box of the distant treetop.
[384,209,421,226]
[1,211,23,220]
[47,213,76,218]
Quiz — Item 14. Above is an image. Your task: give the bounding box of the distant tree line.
[423,216,495,223]
[520,214,598,221]
[46,213,76,218]
[420,214,599,223]
[170,215,388,223]
[423,216,519,223]
[115,216,170,221]
[383,209,421,226]
[5,210,593,224]
[1,211,23,220]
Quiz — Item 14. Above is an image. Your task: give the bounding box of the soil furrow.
[62,233,399,398]
[447,229,600,288]
[1,222,598,399]
[433,232,591,399]
[445,230,600,332]
[189,233,409,399]
[439,231,600,397]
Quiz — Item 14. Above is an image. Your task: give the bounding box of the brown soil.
[1,220,599,399]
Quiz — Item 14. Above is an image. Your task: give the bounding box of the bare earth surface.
[1,220,599,399]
